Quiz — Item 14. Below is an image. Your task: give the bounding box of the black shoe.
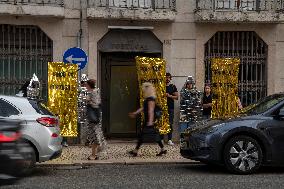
[62,141,68,147]
[128,150,138,157]
[156,150,167,156]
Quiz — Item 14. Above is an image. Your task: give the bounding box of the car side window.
[278,105,284,116]
[0,99,20,117]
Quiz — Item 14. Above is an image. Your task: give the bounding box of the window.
[0,99,20,117]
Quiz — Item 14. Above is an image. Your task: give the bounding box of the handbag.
[87,104,101,124]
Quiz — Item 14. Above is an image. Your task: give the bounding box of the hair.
[204,83,211,93]
[86,79,96,89]
[19,79,30,97]
[204,83,211,88]
[166,72,172,78]
[142,82,156,98]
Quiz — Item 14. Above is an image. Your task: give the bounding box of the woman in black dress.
[128,82,167,157]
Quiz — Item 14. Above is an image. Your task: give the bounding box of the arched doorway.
[0,24,53,99]
[98,29,162,138]
[204,31,267,106]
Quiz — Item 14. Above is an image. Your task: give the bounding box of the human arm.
[129,108,143,118]
[167,91,179,100]
[147,100,155,126]
[238,98,243,110]
[166,84,179,100]
[202,95,212,108]
[203,103,212,108]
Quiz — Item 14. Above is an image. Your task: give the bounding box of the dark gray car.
[180,93,284,174]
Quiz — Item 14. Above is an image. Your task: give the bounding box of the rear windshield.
[28,100,54,116]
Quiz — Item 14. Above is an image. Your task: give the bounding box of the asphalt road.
[2,164,284,189]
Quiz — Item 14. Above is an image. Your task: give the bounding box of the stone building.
[0,0,284,140]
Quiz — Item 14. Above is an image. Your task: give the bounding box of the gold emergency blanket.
[48,62,78,137]
[211,58,240,119]
[135,57,170,134]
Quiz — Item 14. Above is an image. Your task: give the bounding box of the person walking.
[128,82,167,157]
[162,72,178,145]
[202,84,212,119]
[85,79,107,160]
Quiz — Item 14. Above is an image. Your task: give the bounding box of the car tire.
[223,135,263,174]
[18,141,36,176]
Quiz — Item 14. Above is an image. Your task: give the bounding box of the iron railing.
[204,31,267,106]
[0,25,53,100]
[0,0,64,7]
[87,0,176,11]
[196,0,284,12]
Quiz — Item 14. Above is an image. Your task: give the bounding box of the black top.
[203,94,212,116]
[143,97,156,124]
[166,84,177,110]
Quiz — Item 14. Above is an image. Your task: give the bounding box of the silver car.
[0,95,62,170]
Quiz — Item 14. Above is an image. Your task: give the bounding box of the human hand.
[128,112,136,118]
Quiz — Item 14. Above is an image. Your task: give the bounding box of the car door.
[265,104,284,163]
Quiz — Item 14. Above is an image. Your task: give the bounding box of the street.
[2,164,284,189]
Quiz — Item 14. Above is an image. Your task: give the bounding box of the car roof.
[0,95,38,115]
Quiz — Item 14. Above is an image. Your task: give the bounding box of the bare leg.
[88,144,99,160]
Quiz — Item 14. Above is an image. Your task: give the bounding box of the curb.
[37,160,201,167]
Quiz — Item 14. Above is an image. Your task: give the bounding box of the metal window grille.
[0,0,64,7]
[0,24,53,100]
[204,31,267,106]
[196,0,284,11]
[87,0,176,10]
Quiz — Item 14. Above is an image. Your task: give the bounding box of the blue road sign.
[63,47,88,70]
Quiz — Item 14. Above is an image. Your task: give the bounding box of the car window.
[0,99,20,117]
[28,100,54,116]
[277,106,284,116]
[244,95,284,115]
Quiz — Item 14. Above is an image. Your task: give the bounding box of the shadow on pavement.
[180,164,284,175]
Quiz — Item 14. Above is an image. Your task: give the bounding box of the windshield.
[243,94,284,115]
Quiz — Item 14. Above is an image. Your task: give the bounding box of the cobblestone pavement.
[40,141,196,165]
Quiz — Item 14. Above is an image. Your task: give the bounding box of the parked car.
[180,93,284,174]
[0,95,63,173]
[0,117,33,181]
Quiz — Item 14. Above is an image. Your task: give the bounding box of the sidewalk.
[39,141,197,166]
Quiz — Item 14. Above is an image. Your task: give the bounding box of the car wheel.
[18,141,36,176]
[223,135,263,174]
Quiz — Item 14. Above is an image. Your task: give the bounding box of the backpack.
[154,105,163,120]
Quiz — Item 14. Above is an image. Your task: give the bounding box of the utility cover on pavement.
[63,47,88,70]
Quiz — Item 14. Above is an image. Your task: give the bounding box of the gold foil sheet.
[135,57,170,134]
[211,58,240,119]
[47,62,78,137]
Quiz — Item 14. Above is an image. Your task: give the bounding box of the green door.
[109,65,138,135]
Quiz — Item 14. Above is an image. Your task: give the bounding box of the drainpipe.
[77,0,83,48]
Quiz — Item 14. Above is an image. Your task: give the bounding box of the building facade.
[1,0,284,140]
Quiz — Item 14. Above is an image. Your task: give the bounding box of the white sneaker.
[168,140,174,146]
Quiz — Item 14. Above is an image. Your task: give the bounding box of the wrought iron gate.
[0,24,53,99]
[205,31,267,106]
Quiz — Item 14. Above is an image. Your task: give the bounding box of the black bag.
[87,105,101,124]
[154,105,162,120]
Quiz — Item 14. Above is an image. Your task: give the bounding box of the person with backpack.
[128,82,167,157]
[161,72,178,145]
